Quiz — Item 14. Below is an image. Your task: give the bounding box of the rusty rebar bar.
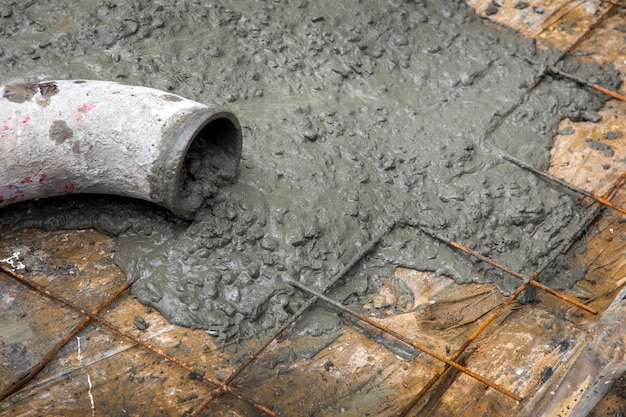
[0,264,277,416]
[548,66,626,102]
[399,282,531,416]
[529,3,614,90]
[413,225,596,315]
[502,153,626,218]
[0,277,131,402]
[605,169,626,201]
[285,278,523,402]
[190,222,394,416]
[403,158,619,414]
[446,240,597,314]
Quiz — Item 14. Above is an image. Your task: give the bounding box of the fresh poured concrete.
[0,1,620,341]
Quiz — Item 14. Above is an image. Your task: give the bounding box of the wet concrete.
[178,119,242,214]
[0,1,620,340]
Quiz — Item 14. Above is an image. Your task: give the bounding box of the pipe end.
[170,111,243,219]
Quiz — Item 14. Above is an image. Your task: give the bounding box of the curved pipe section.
[0,80,242,219]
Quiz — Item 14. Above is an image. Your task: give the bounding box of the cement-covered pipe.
[0,80,242,219]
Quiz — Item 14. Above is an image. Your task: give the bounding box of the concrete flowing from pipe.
[0,80,242,219]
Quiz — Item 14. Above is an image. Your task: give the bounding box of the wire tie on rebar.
[604,169,626,201]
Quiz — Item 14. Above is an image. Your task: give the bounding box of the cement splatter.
[0,0,620,340]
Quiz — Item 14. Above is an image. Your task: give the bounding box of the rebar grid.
[399,281,532,416]
[1,5,625,417]
[0,181,617,416]
[188,6,626,412]
[0,264,277,416]
[398,160,626,414]
[0,133,623,416]
[285,278,523,400]
[190,223,395,416]
[0,280,131,403]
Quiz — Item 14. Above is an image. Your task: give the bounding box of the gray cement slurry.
[0,1,620,339]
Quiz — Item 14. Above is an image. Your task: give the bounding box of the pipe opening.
[178,116,242,215]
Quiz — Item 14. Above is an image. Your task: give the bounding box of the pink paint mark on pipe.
[77,102,97,112]
[1,117,11,139]
[62,184,76,193]
[18,171,46,185]
[1,115,30,135]
[1,184,26,203]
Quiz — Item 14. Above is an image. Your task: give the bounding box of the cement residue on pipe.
[0,0,621,341]
[0,79,243,220]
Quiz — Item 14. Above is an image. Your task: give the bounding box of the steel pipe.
[0,80,242,219]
